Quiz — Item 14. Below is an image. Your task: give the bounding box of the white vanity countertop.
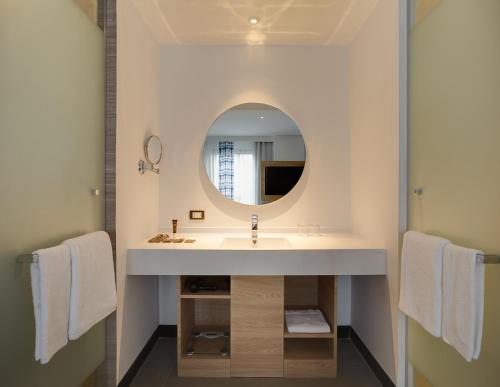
[127,233,387,276]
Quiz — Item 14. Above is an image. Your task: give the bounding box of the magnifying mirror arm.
[138,159,160,175]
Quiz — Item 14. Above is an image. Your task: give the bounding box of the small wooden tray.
[164,237,185,243]
[148,234,196,244]
[148,233,169,243]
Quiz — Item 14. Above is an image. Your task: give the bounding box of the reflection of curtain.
[204,141,219,188]
[255,142,273,204]
[218,141,234,199]
[233,141,256,205]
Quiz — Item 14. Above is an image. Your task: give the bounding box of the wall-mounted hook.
[413,188,423,196]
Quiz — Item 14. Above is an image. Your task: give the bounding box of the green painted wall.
[0,1,105,386]
[408,0,500,386]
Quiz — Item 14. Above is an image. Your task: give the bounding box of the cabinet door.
[231,276,284,377]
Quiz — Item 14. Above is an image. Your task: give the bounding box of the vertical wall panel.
[0,1,105,386]
[408,1,500,386]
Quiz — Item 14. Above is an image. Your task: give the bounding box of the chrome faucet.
[251,214,258,244]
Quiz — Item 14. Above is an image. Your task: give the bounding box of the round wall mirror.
[203,103,306,206]
[145,135,163,165]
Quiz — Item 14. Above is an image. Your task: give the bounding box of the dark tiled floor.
[130,338,382,387]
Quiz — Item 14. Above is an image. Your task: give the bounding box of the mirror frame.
[144,135,163,165]
[138,135,162,175]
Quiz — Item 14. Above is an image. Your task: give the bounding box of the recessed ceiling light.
[260,116,264,120]
[248,16,260,25]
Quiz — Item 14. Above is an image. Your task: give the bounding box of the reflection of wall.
[414,0,440,25]
[158,46,351,325]
[116,1,160,383]
[74,0,98,24]
[408,1,500,386]
[273,135,306,161]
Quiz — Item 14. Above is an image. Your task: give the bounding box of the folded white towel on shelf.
[442,244,485,361]
[63,231,117,340]
[285,309,331,334]
[31,245,71,364]
[399,231,449,337]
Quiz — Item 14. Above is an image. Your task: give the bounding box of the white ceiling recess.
[131,0,379,46]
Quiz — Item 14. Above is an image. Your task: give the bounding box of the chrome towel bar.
[476,254,500,264]
[16,253,39,263]
[15,252,500,264]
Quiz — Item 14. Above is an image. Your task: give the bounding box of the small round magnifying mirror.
[145,135,163,165]
[139,135,162,174]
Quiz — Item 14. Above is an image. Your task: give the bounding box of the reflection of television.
[261,161,305,203]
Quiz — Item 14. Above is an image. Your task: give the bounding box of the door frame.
[397,0,409,386]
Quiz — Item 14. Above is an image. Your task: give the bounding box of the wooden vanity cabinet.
[230,276,284,377]
[176,275,337,378]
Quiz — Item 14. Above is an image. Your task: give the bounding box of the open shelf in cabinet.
[285,338,334,360]
[284,329,334,339]
[284,276,336,337]
[179,275,230,299]
[177,277,231,377]
[283,276,337,378]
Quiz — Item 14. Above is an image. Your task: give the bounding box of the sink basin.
[220,237,291,249]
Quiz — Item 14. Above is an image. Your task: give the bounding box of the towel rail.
[16,253,39,263]
[476,254,500,264]
[15,252,500,264]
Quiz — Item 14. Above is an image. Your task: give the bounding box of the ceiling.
[131,0,379,46]
[208,105,301,136]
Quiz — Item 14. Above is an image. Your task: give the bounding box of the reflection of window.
[204,141,219,189]
[204,141,274,205]
[233,142,256,205]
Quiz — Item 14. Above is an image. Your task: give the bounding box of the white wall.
[336,276,352,326]
[116,1,160,382]
[158,46,351,231]
[158,46,352,326]
[349,0,401,383]
[159,275,177,324]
